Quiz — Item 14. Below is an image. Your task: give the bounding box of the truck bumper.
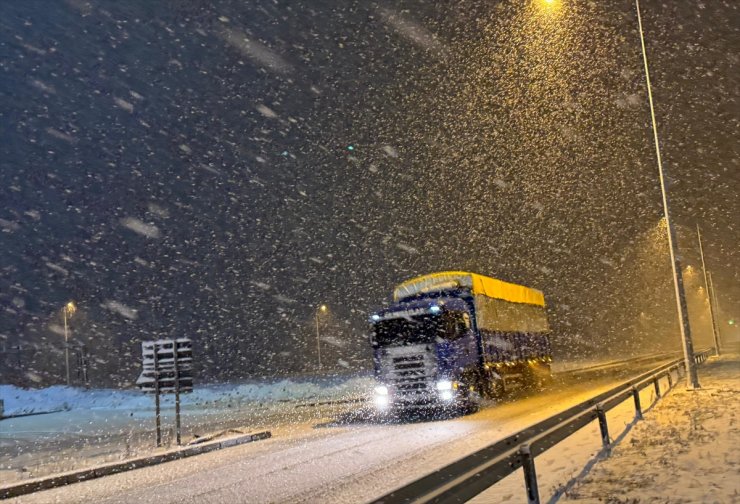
[374,390,460,412]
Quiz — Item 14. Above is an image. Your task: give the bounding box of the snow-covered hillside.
[0,374,373,417]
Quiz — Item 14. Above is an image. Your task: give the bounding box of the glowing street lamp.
[63,301,76,386]
[315,305,328,371]
[536,0,562,16]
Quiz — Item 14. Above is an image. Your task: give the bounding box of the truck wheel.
[480,375,498,400]
[493,378,506,399]
[459,385,482,415]
[459,399,479,415]
[538,364,554,389]
[457,371,483,414]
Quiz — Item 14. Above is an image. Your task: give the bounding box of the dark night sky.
[1,0,737,386]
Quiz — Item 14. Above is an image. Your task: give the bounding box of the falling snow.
[120,217,161,239]
[113,97,135,113]
[103,300,139,320]
[0,0,737,501]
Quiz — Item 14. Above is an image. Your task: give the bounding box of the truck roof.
[392,271,545,307]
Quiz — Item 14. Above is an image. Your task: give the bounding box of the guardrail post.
[596,404,610,453]
[631,386,642,420]
[519,444,540,504]
[667,371,673,389]
[653,377,661,398]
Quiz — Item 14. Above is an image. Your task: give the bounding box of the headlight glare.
[374,385,389,396]
[436,380,453,391]
[440,390,454,401]
[374,394,389,409]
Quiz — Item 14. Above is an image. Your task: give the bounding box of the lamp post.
[529,0,700,386]
[62,301,76,386]
[696,225,721,355]
[707,272,723,350]
[315,304,327,371]
[635,0,700,389]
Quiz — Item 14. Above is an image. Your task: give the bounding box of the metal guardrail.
[372,348,714,504]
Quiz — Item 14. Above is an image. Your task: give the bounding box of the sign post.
[173,347,181,446]
[137,338,193,447]
[80,344,90,389]
[153,346,162,447]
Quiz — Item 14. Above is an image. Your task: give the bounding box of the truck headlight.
[373,385,389,410]
[374,394,389,409]
[374,385,389,396]
[436,380,453,391]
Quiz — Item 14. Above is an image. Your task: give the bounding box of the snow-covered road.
[6,361,672,504]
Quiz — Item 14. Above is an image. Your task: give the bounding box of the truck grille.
[381,345,437,398]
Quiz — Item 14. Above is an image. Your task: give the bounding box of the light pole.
[635,0,700,389]
[62,301,76,386]
[696,225,721,355]
[707,272,723,351]
[315,304,327,371]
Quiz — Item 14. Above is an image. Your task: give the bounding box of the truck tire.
[525,362,552,390]
[457,370,483,414]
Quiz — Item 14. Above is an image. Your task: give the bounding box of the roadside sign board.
[136,338,193,393]
[136,338,193,447]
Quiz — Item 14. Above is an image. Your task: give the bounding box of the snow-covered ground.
[558,352,739,503]
[0,374,373,484]
[0,374,373,417]
[2,352,672,418]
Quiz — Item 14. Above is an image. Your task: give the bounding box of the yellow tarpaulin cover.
[393,271,545,307]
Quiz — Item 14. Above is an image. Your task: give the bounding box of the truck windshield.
[372,312,467,346]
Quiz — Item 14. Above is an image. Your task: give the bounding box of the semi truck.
[369,271,552,412]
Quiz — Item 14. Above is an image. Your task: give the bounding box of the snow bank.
[560,353,740,502]
[0,374,373,417]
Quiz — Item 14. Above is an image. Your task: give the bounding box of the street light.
[62,301,76,386]
[315,304,328,371]
[536,1,701,387]
[635,0,700,388]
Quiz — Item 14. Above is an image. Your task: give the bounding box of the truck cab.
[369,294,481,411]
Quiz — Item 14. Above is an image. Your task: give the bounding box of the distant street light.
[635,0,700,388]
[62,301,77,386]
[315,305,328,371]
